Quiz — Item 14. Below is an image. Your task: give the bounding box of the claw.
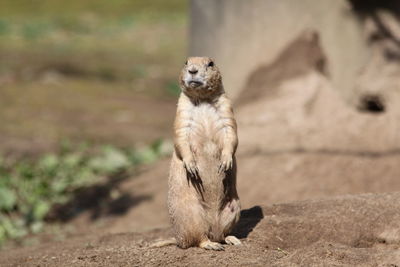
[191,168,197,178]
[225,236,242,246]
[184,159,200,179]
[218,163,224,174]
[200,240,225,251]
[227,160,232,170]
[219,154,233,173]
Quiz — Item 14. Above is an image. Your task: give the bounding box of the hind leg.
[169,195,209,248]
[170,189,226,250]
[168,154,210,248]
[169,185,210,248]
[220,198,241,245]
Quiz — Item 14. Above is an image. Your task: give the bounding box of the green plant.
[0,140,167,246]
[21,21,53,40]
[0,19,10,35]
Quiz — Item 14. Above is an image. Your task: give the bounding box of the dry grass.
[0,0,187,153]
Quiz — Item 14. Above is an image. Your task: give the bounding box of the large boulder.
[235,30,400,207]
[190,0,368,99]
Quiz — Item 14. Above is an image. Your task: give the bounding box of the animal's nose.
[188,68,198,75]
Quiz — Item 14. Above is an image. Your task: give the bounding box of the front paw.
[219,153,233,173]
[183,157,199,178]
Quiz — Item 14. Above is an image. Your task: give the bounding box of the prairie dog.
[167,57,241,250]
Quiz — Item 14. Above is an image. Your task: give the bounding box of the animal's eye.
[184,60,188,65]
[208,61,214,67]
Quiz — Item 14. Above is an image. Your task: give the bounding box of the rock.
[190,0,368,99]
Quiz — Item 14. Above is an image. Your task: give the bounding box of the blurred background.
[0,0,186,248]
[1,0,400,255]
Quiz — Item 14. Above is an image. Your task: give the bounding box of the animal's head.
[179,57,223,99]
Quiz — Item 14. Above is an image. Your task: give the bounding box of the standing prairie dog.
[168,57,241,251]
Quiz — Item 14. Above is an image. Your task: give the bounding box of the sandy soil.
[1,193,400,266]
[2,30,400,266]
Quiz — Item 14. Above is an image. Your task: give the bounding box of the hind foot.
[225,235,242,246]
[199,240,225,251]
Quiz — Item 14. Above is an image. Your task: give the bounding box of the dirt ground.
[2,27,400,266]
[1,193,400,266]
[0,79,176,156]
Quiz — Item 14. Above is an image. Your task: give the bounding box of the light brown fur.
[167,57,241,250]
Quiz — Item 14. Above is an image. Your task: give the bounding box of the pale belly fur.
[188,103,225,203]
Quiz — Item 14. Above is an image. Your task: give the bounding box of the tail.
[148,237,177,248]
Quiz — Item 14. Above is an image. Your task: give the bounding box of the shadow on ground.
[47,171,152,222]
[232,206,264,239]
